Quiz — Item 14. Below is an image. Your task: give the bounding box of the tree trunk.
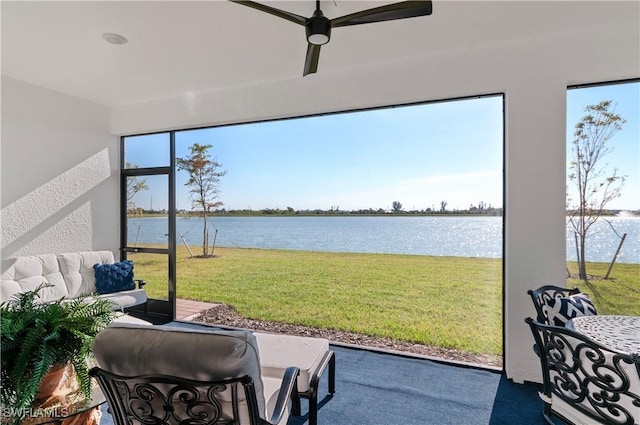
[578,234,587,280]
[202,213,209,258]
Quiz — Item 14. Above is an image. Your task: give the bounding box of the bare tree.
[440,201,448,212]
[125,162,149,213]
[392,201,403,213]
[567,100,626,280]
[177,144,227,257]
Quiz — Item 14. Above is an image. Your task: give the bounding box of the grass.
[567,262,640,315]
[129,246,640,358]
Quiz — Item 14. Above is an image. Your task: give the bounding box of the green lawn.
[567,262,640,315]
[130,246,639,358]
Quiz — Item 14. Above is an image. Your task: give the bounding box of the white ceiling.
[1,1,633,107]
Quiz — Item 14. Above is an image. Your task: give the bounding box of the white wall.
[1,76,120,259]
[111,4,640,383]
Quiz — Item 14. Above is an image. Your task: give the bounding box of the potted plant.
[1,284,116,424]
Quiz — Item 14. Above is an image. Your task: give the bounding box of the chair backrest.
[527,285,581,324]
[525,318,640,425]
[90,324,267,425]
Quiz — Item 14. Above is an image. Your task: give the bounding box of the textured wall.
[1,77,119,259]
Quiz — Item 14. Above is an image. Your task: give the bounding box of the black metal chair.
[527,285,582,325]
[525,317,640,425]
[90,325,300,425]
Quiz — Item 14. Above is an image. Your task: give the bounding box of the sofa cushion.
[98,288,147,309]
[0,254,68,303]
[110,312,152,326]
[94,261,135,294]
[58,251,115,297]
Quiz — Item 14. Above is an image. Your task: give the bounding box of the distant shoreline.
[128,211,639,218]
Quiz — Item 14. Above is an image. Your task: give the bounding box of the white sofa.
[0,250,147,309]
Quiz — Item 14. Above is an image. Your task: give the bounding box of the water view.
[127,216,640,264]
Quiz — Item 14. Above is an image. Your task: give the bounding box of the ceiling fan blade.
[229,1,307,26]
[331,1,432,28]
[303,43,321,76]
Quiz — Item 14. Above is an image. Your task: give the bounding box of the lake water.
[127,215,640,264]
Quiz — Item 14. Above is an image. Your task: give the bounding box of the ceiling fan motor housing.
[306,13,331,45]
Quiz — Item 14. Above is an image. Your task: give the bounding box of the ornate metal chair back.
[527,285,581,324]
[526,318,640,425]
[90,368,263,425]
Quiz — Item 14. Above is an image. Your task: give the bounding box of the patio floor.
[99,319,545,425]
[175,298,217,320]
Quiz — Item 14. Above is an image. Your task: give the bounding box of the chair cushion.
[263,375,291,425]
[255,332,329,393]
[94,261,135,294]
[542,293,597,326]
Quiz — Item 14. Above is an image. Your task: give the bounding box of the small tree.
[125,162,149,213]
[440,201,448,212]
[567,100,626,280]
[177,144,227,257]
[392,201,403,213]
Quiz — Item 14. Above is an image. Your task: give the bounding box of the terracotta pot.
[34,363,79,409]
[60,407,102,425]
[20,364,100,425]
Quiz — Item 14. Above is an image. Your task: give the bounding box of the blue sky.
[126,81,638,212]
[566,82,639,211]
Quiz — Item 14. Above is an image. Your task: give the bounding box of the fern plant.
[1,284,116,422]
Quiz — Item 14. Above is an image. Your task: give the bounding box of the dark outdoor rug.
[99,321,545,425]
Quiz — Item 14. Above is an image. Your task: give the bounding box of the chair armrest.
[266,366,300,425]
[135,279,146,289]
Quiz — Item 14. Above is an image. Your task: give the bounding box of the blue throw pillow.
[94,261,135,294]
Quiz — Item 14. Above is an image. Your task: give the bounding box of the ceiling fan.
[229,0,433,76]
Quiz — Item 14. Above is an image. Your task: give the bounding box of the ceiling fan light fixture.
[306,16,331,45]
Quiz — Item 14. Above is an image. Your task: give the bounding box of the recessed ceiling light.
[102,33,128,45]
